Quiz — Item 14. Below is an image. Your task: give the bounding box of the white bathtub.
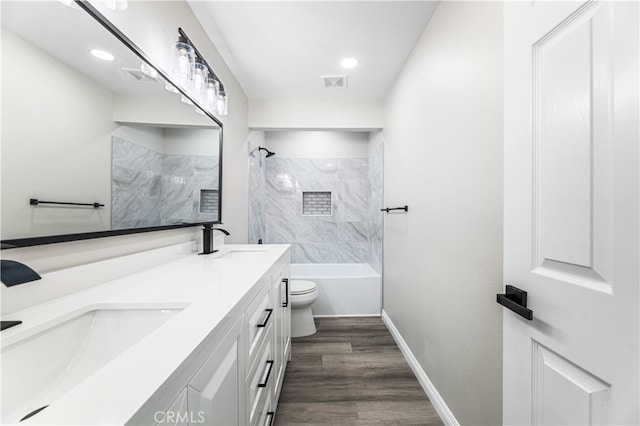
[289,263,381,316]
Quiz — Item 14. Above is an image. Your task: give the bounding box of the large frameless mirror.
[1,1,223,248]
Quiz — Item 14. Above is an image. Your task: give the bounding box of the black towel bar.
[30,199,104,208]
[381,206,408,213]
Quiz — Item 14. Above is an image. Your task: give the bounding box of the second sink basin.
[1,305,186,424]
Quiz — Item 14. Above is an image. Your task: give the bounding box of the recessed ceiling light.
[340,57,359,69]
[91,49,115,61]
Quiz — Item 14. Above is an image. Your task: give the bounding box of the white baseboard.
[381,310,459,426]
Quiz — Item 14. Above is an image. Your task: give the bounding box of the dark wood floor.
[275,317,442,426]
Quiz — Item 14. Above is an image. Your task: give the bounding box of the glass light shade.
[172,40,194,83]
[205,77,220,112]
[216,91,228,116]
[192,61,209,102]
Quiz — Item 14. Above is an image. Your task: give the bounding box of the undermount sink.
[1,305,186,424]
[212,249,267,260]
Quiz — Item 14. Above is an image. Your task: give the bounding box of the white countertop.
[1,244,290,425]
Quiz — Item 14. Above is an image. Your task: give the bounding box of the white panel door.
[503,1,639,424]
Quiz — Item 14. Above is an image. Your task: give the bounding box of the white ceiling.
[188,1,439,101]
[2,1,163,95]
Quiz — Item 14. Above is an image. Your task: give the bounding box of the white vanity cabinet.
[127,249,291,426]
[187,317,246,426]
[135,317,247,426]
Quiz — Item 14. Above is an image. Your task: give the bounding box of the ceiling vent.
[321,75,348,89]
[122,68,161,83]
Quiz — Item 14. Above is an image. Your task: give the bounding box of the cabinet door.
[271,265,291,401]
[188,318,245,426]
[154,388,188,426]
[271,270,284,396]
[281,267,291,364]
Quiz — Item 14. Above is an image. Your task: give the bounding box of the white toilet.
[290,279,318,337]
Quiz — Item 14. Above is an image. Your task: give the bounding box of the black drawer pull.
[497,285,533,320]
[258,360,274,388]
[257,309,273,328]
[282,278,289,307]
[266,411,275,426]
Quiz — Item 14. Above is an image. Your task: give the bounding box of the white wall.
[382,2,503,425]
[113,93,218,128]
[2,1,248,274]
[114,125,164,154]
[163,128,220,156]
[249,99,383,130]
[265,131,369,158]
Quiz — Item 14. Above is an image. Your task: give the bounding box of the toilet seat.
[290,279,317,295]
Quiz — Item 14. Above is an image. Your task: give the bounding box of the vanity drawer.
[247,336,274,424]
[245,284,273,362]
[253,385,273,426]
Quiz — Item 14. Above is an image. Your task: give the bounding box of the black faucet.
[199,224,230,255]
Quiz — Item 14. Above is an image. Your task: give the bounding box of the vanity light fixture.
[90,49,115,61]
[340,57,359,69]
[170,28,228,117]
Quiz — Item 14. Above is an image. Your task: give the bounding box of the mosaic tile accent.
[302,191,332,216]
[199,189,219,214]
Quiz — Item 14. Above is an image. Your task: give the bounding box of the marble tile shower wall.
[264,158,372,263]
[112,137,218,229]
[368,143,384,275]
[248,150,266,243]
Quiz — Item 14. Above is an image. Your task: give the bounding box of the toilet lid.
[290,279,317,295]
